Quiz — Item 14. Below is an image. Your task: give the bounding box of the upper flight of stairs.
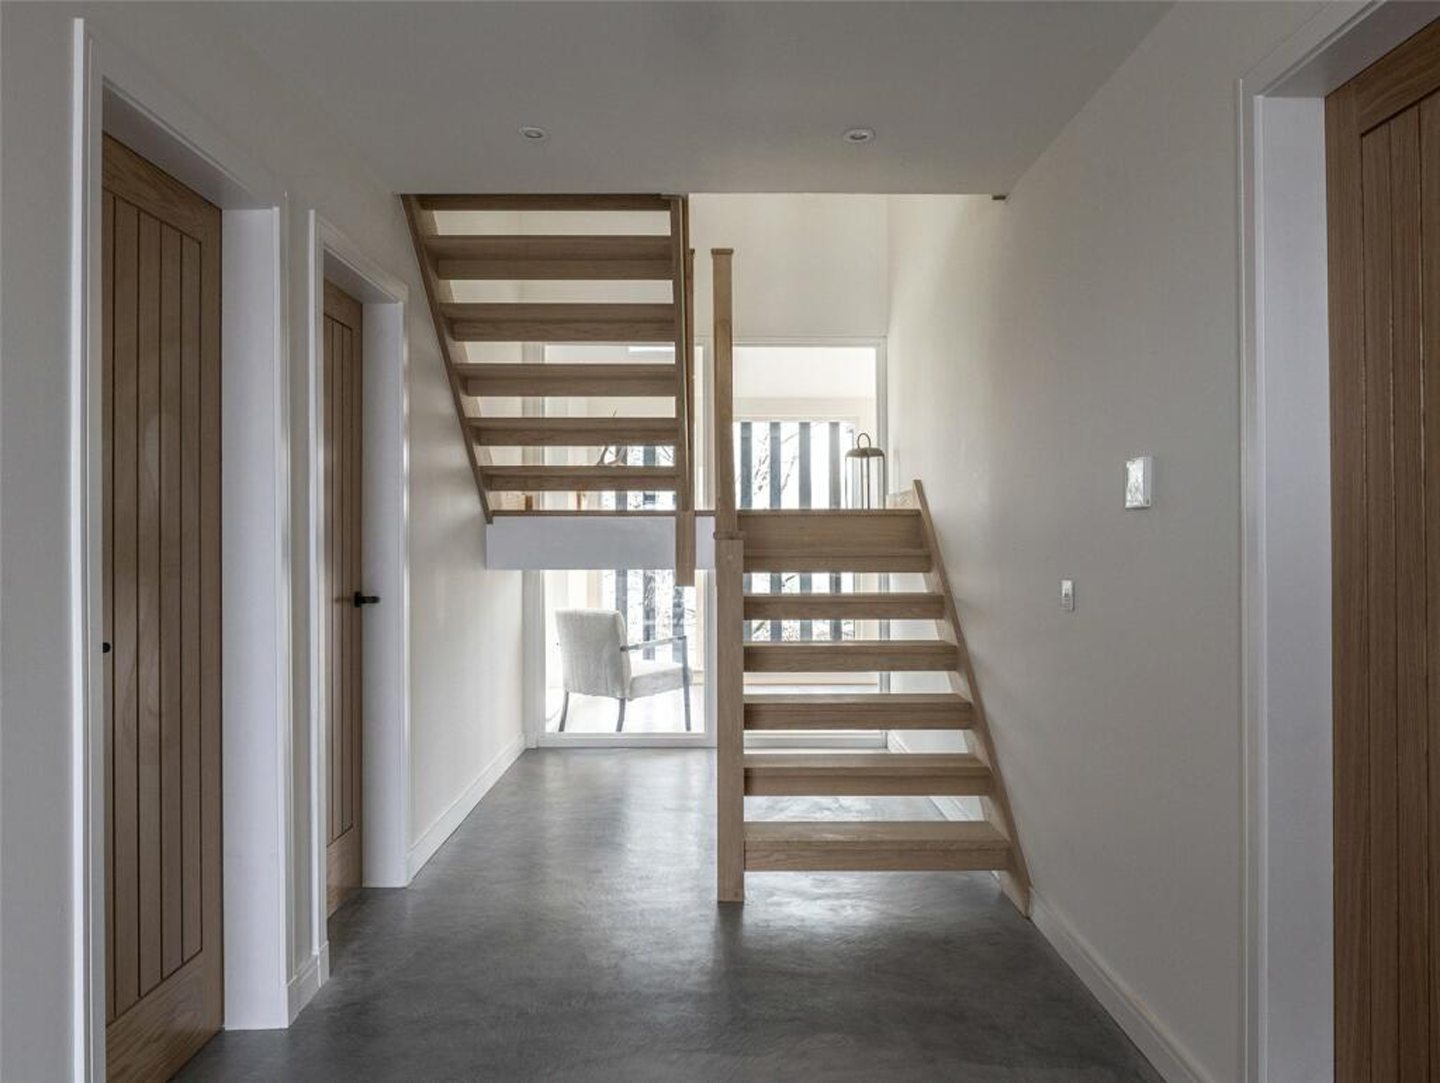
[402,193,696,582]
[707,251,1029,910]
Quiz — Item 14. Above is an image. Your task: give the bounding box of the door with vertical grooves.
[102,135,222,1081]
[324,280,364,915]
[1329,19,1440,1080]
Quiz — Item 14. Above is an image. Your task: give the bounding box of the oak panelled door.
[1329,20,1440,1081]
[324,281,364,915]
[102,135,222,1080]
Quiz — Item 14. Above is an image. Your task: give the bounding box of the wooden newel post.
[715,535,745,902]
[670,198,695,587]
[711,248,744,902]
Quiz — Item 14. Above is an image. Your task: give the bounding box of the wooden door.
[102,135,222,1080]
[324,281,364,915]
[1329,20,1440,1080]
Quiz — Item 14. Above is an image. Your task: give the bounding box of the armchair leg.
[616,699,627,733]
[682,667,692,733]
[559,691,569,732]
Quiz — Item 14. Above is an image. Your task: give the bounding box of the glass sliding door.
[542,567,705,737]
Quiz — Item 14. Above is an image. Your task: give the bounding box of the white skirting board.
[1028,892,1206,1083]
[406,735,525,880]
[286,942,329,1025]
[919,775,1206,1083]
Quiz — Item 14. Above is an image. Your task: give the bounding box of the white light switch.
[1060,578,1075,612]
[1125,456,1153,509]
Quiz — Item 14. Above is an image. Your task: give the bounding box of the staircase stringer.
[401,194,494,522]
[711,247,745,902]
[902,479,1032,915]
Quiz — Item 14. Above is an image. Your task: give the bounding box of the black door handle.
[352,592,380,608]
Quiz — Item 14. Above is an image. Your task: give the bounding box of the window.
[736,418,857,644]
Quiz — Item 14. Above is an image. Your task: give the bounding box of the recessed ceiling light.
[519,125,548,142]
[843,127,875,144]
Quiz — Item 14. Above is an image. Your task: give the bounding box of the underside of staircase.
[402,192,696,583]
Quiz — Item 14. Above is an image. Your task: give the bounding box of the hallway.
[179,750,1157,1081]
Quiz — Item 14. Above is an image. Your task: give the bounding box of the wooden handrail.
[711,246,744,902]
[712,248,737,535]
[715,533,745,901]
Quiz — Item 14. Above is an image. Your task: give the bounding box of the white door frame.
[1237,3,1440,1078]
[305,214,413,948]
[70,15,295,1077]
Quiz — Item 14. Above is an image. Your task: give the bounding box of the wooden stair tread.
[743,692,974,730]
[460,362,676,398]
[481,465,678,492]
[489,508,676,517]
[743,692,968,705]
[743,548,931,573]
[744,752,985,773]
[743,591,943,620]
[746,819,1007,847]
[426,235,675,280]
[743,640,958,672]
[743,752,990,797]
[443,302,676,342]
[748,823,1008,852]
[744,820,1011,872]
[469,416,677,446]
[415,194,672,213]
[739,509,922,517]
[738,509,924,552]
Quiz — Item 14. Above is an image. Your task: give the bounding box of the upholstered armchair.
[555,609,691,732]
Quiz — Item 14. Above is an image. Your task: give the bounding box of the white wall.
[883,5,1321,1081]
[690,194,889,340]
[406,373,524,872]
[441,195,889,344]
[1,5,522,1074]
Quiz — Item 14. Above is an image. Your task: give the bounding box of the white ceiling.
[211,1,1168,195]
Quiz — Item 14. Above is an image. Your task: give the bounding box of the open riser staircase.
[404,200,1027,910]
[403,193,696,583]
[709,252,1030,911]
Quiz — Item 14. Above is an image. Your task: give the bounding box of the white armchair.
[555,609,691,733]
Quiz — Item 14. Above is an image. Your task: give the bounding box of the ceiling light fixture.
[843,127,875,144]
[519,125,548,142]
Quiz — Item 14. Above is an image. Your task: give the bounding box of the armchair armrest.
[620,634,687,652]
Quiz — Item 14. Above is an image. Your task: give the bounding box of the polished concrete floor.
[179,750,1160,1081]
[544,684,704,734]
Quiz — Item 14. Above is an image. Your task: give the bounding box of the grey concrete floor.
[178,749,1160,1081]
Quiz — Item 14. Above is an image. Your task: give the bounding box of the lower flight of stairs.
[715,488,1030,912]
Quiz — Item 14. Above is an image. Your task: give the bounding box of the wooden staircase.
[709,252,1030,910]
[402,193,696,583]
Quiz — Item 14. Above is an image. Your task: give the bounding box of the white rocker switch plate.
[1125,456,1152,509]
